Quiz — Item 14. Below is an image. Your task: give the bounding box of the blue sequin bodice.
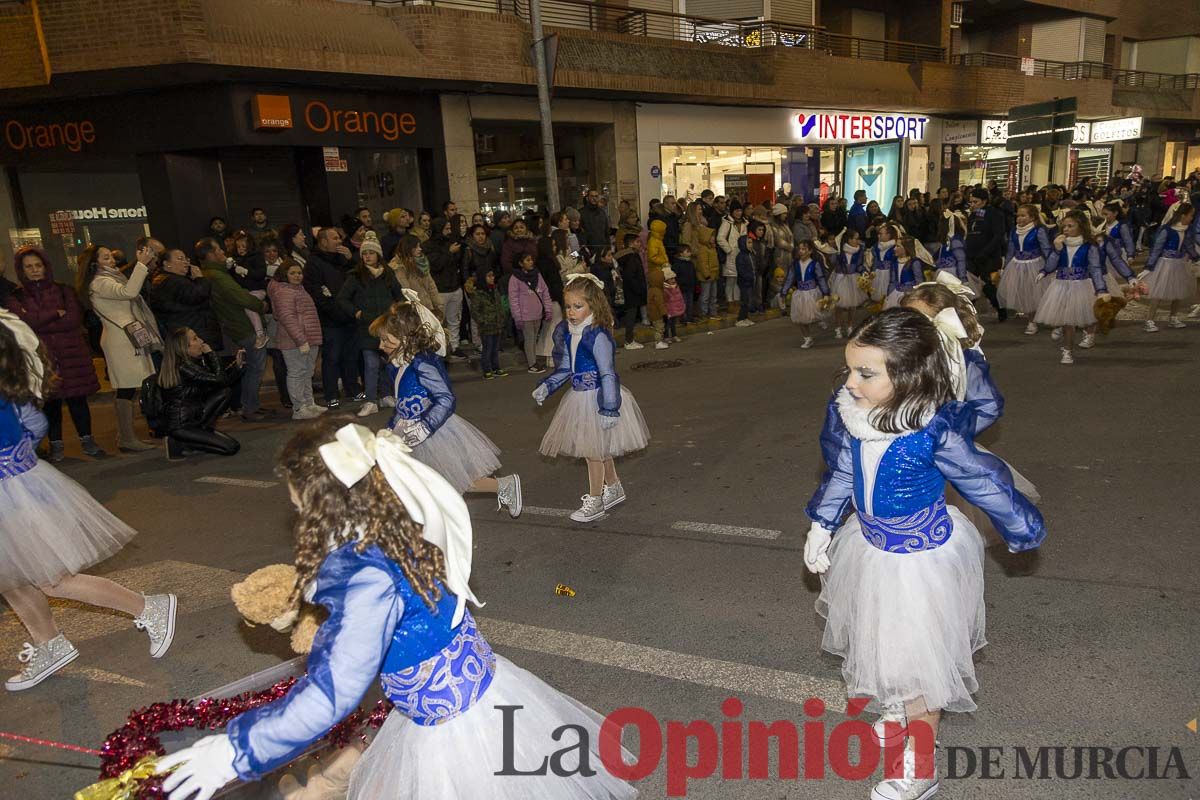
[851,431,946,517]
[388,356,434,422]
[1056,244,1095,281]
[0,436,36,480]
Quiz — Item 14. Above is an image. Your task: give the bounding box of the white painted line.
[64,666,148,688]
[521,506,576,518]
[195,476,278,488]
[671,521,782,540]
[480,617,844,707]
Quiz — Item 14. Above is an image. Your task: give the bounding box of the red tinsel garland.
[97,676,393,799]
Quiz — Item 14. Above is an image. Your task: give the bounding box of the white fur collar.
[835,387,930,442]
[1016,222,1035,236]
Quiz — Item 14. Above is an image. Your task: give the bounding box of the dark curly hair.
[0,323,55,406]
[368,301,442,364]
[277,415,447,611]
[843,308,954,434]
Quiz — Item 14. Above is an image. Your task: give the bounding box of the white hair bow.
[931,307,968,401]
[920,270,976,299]
[399,289,447,356]
[565,273,605,291]
[318,423,480,626]
[0,310,44,399]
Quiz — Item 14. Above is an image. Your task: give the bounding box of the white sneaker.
[5,636,78,691]
[834,327,845,339]
[292,405,323,421]
[381,396,397,408]
[1060,348,1074,365]
[134,593,177,658]
[356,401,379,418]
[1187,304,1200,320]
[1078,333,1095,349]
[871,747,939,800]
[735,319,754,328]
[1167,317,1187,329]
[569,494,606,523]
[624,341,645,350]
[654,341,670,350]
[1024,321,1038,335]
[496,474,522,518]
[1144,320,1159,333]
[801,337,814,349]
[1050,327,1063,341]
[601,480,626,511]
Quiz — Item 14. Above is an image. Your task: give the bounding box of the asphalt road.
[1,311,1198,800]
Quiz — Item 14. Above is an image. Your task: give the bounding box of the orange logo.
[252,94,293,130]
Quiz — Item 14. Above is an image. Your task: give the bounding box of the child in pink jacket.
[507,253,553,374]
[663,266,685,343]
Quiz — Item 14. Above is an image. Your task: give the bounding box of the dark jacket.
[303,248,355,326]
[617,248,647,308]
[536,236,565,304]
[425,227,462,293]
[591,258,621,308]
[381,228,408,263]
[148,271,223,351]
[700,201,722,232]
[462,240,499,285]
[160,351,241,434]
[466,283,506,336]
[821,205,848,235]
[579,203,611,249]
[198,261,266,343]
[5,271,99,399]
[964,205,1008,266]
[847,202,869,237]
[499,232,538,276]
[336,267,405,350]
[670,255,697,291]
[735,235,757,285]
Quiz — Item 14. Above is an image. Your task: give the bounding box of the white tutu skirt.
[871,269,891,300]
[348,655,637,800]
[1141,256,1194,301]
[997,257,1046,314]
[540,387,649,461]
[882,289,906,310]
[817,505,986,715]
[789,288,822,324]
[1104,269,1126,298]
[830,274,867,308]
[0,461,137,592]
[1033,278,1097,328]
[410,414,502,494]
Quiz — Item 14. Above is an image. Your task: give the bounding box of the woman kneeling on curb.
[156,328,242,460]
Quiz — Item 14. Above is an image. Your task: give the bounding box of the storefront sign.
[67,206,147,221]
[252,94,293,130]
[1020,57,1036,76]
[650,165,661,179]
[1020,149,1032,188]
[1090,117,1143,143]
[941,120,978,145]
[981,119,1090,145]
[2,118,96,154]
[303,100,416,142]
[322,146,348,173]
[792,111,928,144]
[48,211,75,235]
[724,174,749,195]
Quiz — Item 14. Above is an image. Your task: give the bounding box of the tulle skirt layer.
[789,288,823,324]
[1141,256,1194,301]
[816,505,987,715]
[0,461,137,592]
[831,274,867,308]
[882,289,906,310]
[1033,278,1097,328]
[998,257,1047,314]
[348,655,637,800]
[410,414,502,493]
[539,387,649,461]
[871,269,891,300]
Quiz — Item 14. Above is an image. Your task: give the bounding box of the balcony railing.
[951,52,1111,80]
[376,0,945,64]
[1113,68,1200,90]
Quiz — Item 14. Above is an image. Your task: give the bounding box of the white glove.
[1035,271,1047,282]
[532,384,549,406]
[400,420,431,448]
[234,265,249,277]
[803,523,833,574]
[599,412,619,430]
[159,734,237,800]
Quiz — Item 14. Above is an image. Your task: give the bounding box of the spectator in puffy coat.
[466,271,507,377]
[6,246,103,461]
[390,236,443,317]
[156,327,241,460]
[267,260,325,421]
[717,203,748,307]
[646,256,668,347]
[647,219,670,275]
[499,219,539,277]
[337,235,404,416]
[149,248,223,351]
[507,252,552,373]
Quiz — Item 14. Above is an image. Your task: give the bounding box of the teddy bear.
[229,564,326,655]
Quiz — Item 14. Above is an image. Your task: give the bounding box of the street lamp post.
[529,0,560,212]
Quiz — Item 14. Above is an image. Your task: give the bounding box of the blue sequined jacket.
[806,390,1044,554]
[386,352,457,436]
[1146,226,1198,271]
[832,247,865,275]
[869,242,897,272]
[538,323,622,418]
[1005,227,1052,263]
[934,236,967,279]
[887,259,927,294]
[227,543,495,780]
[1041,241,1105,292]
[0,398,44,480]
[1098,221,1135,280]
[780,258,830,295]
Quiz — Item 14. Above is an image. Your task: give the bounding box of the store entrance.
[473,122,601,216]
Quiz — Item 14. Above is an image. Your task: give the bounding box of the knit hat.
[384,208,404,226]
[359,231,383,257]
[771,203,788,217]
[662,266,675,280]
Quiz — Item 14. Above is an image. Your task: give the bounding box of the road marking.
[64,666,148,688]
[195,476,278,488]
[521,506,575,518]
[480,617,845,707]
[671,521,782,540]
[0,561,244,655]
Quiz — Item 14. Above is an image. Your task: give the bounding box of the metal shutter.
[686,0,763,20]
[1076,153,1111,186]
[766,0,814,26]
[218,148,305,233]
[1031,18,1083,62]
[1082,17,1105,63]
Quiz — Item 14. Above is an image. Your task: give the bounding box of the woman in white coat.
[76,244,158,452]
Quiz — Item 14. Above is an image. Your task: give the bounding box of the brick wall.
[0,5,47,89]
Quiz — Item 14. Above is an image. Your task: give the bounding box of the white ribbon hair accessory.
[565,273,605,291]
[0,310,44,398]
[911,240,935,266]
[318,423,480,626]
[399,289,447,356]
[919,270,977,299]
[931,307,969,401]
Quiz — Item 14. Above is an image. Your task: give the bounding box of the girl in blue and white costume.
[932,208,978,296]
[867,223,899,303]
[1097,201,1139,301]
[780,239,830,350]
[999,204,1052,335]
[533,274,650,523]
[821,229,867,338]
[1033,210,1110,365]
[160,420,636,800]
[803,309,1045,800]
[1140,201,1197,333]
[881,237,931,310]
[371,302,522,515]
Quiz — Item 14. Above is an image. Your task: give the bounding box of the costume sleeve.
[16,402,48,442]
[226,560,401,780]
[593,330,622,417]
[805,396,855,532]
[414,358,456,434]
[779,264,797,295]
[1119,223,1136,261]
[815,262,830,296]
[539,322,572,396]
[951,239,967,278]
[962,349,1003,434]
[1005,231,1015,262]
[1145,227,1168,271]
[1107,235,1135,280]
[1041,244,1061,275]
[1036,227,1052,261]
[932,404,1045,553]
[1087,243,1105,294]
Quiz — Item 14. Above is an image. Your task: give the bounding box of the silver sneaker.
[134,593,177,658]
[1078,333,1095,349]
[601,480,626,511]
[5,635,78,691]
[871,747,939,800]
[496,474,523,518]
[570,494,606,523]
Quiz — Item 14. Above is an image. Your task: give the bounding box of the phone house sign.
[69,206,148,221]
